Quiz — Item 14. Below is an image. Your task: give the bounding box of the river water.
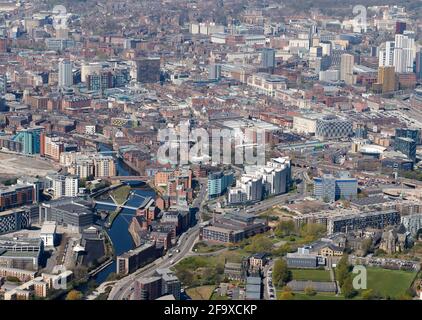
[93,144,155,284]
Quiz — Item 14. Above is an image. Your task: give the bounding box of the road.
[108,225,200,300]
[243,192,302,214]
[107,168,306,300]
[263,261,276,300]
[107,180,208,300]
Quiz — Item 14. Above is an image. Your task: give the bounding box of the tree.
[361,238,373,256]
[106,272,122,282]
[361,289,377,300]
[272,243,292,257]
[177,269,194,287]
[273,259,291,287]
[78,178,86,188]
[342,200,351,208]
[278,286,294,300]
[202,267,217,284]
[374,248,386,256]
[66,290,83,300]
[300,223,326,242]
[336,254,350,287]
[275,220,296,238]
[341,275,357,299]
[304,286,317,296]
[4,178,17,186]
[87,279,97,292]
[6,276,20,282]
[72,265,88,281]
[244,234,273,253]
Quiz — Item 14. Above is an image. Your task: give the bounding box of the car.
[175,249,180,253]
[170,259,174,264]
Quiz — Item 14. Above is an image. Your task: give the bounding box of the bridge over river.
[94,200,141,211]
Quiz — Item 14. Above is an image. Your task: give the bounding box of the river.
[93,144,155,284]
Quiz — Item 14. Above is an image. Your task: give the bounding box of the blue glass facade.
[314,174,357,202]
[13,128,42,155]
[208,171,234,199]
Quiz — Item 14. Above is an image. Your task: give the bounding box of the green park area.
[186,285,216,300]
[110,185,131,205]
[210,292,230,300]
[192,241,227,253]
[291,269,331,282]
[173,236,270,291]
[366,267,417,299]
[173,251,247,288]
[278,291,345,300]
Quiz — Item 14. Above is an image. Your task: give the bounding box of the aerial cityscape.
[0,0,422,303]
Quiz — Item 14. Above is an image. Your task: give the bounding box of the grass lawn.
[111,185,131,205]
[186,285,216,300]
[193,241,226,253]
[366,267,416,298]
[277,291,362,300]
[291,269,332,282]
[210,292,230,300]
[289,292,345,300]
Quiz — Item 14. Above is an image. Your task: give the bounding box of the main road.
[108,181,208,300]
[108,225,201,300]
[107,169,306,300]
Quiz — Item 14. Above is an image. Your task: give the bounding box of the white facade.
[289,39,310,50]
[393,34,415,73]
[244,35,266,46]
[228,157,290,204]
[81,62,102,82]
[51,175,79,198]
[58,59,73,87]
[85,125,96,135]
[247,73,287,96]
[40,221,57,247]
[75,160,95,179]
[94,156,116,177]
[190,22,224,35]
[319,69,340,82]
[293,114,321,134]
[320,42,332,56]
[379,41,395,67]
[189,23,200,34]
[210,33,227,44]
[65,176,78,197]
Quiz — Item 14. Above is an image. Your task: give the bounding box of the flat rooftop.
[40,221,57,234]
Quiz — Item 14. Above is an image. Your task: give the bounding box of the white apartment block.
[50,175,79,199]
[247,73,287,96]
